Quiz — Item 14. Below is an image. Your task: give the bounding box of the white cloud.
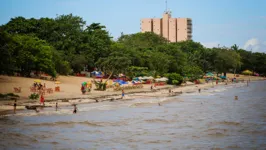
[202,42,220,48]
[243,38,266,52]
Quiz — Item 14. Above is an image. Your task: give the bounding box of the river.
[0,81,266,150]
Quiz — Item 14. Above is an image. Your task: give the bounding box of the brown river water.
[0,81,266,150]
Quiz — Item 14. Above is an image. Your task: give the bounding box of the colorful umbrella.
[34,79,41,83]
[55,81,61,84]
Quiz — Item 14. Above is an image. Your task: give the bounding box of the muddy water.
[1,81,266,150]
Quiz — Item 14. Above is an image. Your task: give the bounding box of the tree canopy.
[1,14,266,79]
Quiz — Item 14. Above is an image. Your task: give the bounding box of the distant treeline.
[0,14,266,79]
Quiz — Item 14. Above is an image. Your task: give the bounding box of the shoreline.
[0,80,257,116]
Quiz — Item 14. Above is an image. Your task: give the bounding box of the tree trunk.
[223,72,227,77]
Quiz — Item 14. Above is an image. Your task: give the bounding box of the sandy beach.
[0,74,264,115]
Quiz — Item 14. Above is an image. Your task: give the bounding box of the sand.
[0,74,265,114]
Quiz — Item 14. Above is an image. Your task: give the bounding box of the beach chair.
[30,87,36,92]
[46,88,52,94]
[14,87,21,93]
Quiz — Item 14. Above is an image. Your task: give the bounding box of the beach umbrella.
[206,72,214,77]
[55,81,61,84]
[220,76,226,79]
[138,77,144,80]
[34,79,41,83]
[242,70,252,75]
[147,76,154,80]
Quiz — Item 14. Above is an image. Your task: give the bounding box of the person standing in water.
[198,88,201,93]
[55,102,58,111]
[40,94,45,106]
[121,89,125,99]
[73,104,77,114]
[13,100,17,114]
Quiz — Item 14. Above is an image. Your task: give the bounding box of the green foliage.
[127,66,148,78]
[28,93,39,100]
[164,73,183,85]
[1,14,266,79]
[172,80,179,85]
[182,65,204,81]
[0,93,20,100]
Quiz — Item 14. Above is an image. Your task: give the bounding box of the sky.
[1,0,266,52]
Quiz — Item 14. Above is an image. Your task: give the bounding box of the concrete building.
[141,11,192,42]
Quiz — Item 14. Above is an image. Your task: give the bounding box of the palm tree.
[231,44,239,51]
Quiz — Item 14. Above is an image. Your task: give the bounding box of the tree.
[213,48,241,76]
[12,34,56,77]
[147,51,171,76]
[156,43,187,73]
[182,65,204,81]
[0,30,17,75]
[118,32,168,50]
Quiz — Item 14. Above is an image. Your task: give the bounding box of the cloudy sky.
[1,0,266,52]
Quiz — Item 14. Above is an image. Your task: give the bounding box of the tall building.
[141,11,192,42]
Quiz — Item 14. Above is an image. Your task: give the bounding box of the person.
[121,89,125,99]
[73,104,77,114]
[13,100,17,114]
[38,83,43,90]
[34,107,39,113]
[216,80,218,85]
[169,89,171,95]
[150,85,153,90]
[40,94,45,106]
[198,88,201,93]
[55,102,58,111]
[81,85,86,94]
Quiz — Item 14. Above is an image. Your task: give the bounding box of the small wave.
[144,118,171,123]
[144,140,171,144]
[26,120,128,127]
[130,97,181,107]
[208,132,227,137]
[209,121,241,126]
[26,121,102,127]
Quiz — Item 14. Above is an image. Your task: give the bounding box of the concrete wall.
[177,18,188,42]
[141,18,153,32]
[153,18,162,36]
[162,13,170,40]
[169,18,177,42]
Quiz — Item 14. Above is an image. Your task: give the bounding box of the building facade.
[141,12,192,42]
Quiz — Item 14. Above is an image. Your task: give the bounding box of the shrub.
[172,80,179,85]
[6,93,20,97]
[164,73,183,85]
[29,93,39,100]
